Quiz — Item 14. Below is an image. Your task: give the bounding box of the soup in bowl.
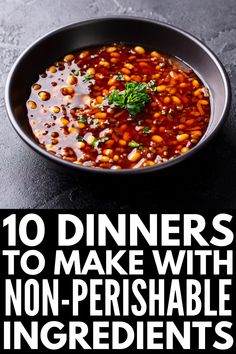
[5,17,231,174]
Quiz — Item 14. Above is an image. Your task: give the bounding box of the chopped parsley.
[82,74,94,83]
[76,135,84,141]
[161,109,167,115]
[128,140,141,148]
[116,72,124,81]
[87,117,93,124]
[77,115,87,123]
[143,127,151,134]
[108,82,151,116]
[97,104,104,110]
[72,69,80,76]
[77,115,97,124]
[92,136,109,148]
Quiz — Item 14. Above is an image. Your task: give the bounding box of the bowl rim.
[5,15,232,175]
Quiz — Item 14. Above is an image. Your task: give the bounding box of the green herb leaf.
[77,115,87,123]
[76,135,84,141]
[161,109,167,115]
[72,69,80,76]
[82,74,94,83]
[92,136,109,148]
[143,127,151,134]
[97,104,104,110]
[128,140,141,148]
[117,72,124,81]
[92,139,99,148]
[85,117,99,126]
[108,82,151,116]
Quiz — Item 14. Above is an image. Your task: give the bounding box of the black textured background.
[0,0,235,209]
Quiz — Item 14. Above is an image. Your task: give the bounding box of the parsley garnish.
[77,115,87,123]
[76,135,84,141]
[72,69,80,76]
[82,74,94,83]
[92,136,109,148]
[92,139,99,148]
[117,72,124,81]
[86,117,98,125]
[97,104,104,110]
[128,140,141,148]
[108,82,151,116]
[143,127,151,134]
[161,109,167,115]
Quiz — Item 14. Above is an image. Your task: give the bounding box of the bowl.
[5,16,231,175]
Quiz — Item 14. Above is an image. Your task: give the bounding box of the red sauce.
[27,44,210,170]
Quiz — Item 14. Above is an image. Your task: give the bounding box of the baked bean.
[151,51,160,58]
[78,122,86,129]
[152,135,163,143]
[79,50,89,59]
[123,75,131,81]
[28,100,37,109]
[67,75,77,85]
[95,73,104,79]
[51,132,59,138]
[64,54,74,62]
[107,46,117,53]
[131,75,141,82]
[38,91,50,101]
[177,134,189,142]
[48,66,57,73]
[192,79,200,88]
[172,96,182,105]
[134,46,145,54]
[60,117,69,126]
[96,96,104,104]
[157,85,166,92]
[99,60,110,68]
[33,84,41,90]
[181,147,189,153]
[119,139,127,146]
[95,112,107,119]
[124,63,134,69]
[108,77,116,86]
[61,86,74,95]
[52,106,60,113]
[128,148,141,162]
[103,149,113,156]
[121,67,131,75]
[110,52,120,57]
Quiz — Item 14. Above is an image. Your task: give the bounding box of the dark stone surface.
[0,0,235,209]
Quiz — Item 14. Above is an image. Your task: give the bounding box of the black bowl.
[5,16,231,175]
